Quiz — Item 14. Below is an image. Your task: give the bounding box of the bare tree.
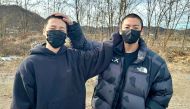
[106,0,116,37]
[182,15,190,50]
[75,0,80,23]
[86,0,92,33]
[118,0,127,26]
[0,17,7,37]
[19,0,42,34]
[162,0,190,50]
[14,0,22,6]
[146,0,157,37]
[182,2,190,50]
[153,0,170,41]
[0,14,12,37]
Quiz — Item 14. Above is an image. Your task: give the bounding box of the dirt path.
[0,60,190,109]
[168,63,190,109]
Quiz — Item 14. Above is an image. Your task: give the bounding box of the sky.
[8,0,190,30]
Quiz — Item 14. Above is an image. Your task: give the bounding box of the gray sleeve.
[146,63,173,109]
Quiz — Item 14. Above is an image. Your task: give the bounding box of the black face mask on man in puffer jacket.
[121,29,141,44]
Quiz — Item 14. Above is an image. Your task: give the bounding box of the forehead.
[122,17,141,26]
[46,18,67,27]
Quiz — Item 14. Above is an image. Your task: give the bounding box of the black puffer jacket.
[71,31,173,109]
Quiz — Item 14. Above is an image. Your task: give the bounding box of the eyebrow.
[125,24,140,26]
[49,25,56,28]
[49,25,65,29]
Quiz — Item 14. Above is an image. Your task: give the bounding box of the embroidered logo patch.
[137,66,148,74]
[111,57,120,64]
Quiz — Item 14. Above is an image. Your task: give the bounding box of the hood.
[111,32,148,63]
[30,43,67,56]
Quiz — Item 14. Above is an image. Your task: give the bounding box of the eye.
[133,27,139,30]
[132,25,141,30]
[60,28,65,31]
[49,27,56,30]
[58,27,66,31]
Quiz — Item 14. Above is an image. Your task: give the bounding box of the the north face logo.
[137,66,148,74]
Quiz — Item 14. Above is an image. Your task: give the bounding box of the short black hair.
[121,13,143,29]
[44,15,64,26]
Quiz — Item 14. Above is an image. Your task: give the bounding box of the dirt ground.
[0,57,190,109]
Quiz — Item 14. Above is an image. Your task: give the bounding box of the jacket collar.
[112,32,148,64]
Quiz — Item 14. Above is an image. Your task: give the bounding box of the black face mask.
[46,30,67,48]
[121,29,141,44]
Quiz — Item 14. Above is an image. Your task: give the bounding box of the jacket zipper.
[111,58,128,109]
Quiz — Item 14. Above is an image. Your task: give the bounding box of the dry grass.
[168,63,190,109]
[0,33,44,56]
[0,59,22,109]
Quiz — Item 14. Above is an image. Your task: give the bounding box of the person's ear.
[119,29,122,35]
[63,22,68,34]
[140,28,144,36]
[43,26,47,38]
[65,26,68,34]
[119,23,122,35]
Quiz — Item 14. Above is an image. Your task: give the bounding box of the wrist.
[68,21,74,25]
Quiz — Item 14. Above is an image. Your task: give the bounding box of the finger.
[53,13,68,18]
[62,18,70,23]
[61,15,69,19]
[63,18,73,25]
[63,17,69,21]
[51,13,63,17]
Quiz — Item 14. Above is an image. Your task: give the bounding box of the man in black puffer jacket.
[70,13,173,109]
